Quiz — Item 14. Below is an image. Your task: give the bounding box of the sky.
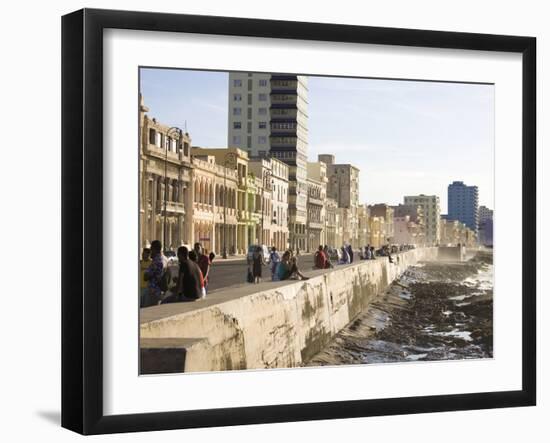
[140,68,494,213]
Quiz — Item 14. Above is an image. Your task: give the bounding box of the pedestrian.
[143,240,166,307]
[172,246,204,302]
[250,246,265,284]
[139,248,151,307]
[370,246,376,259]
[347,244,354,263]
[269,246,281,281]
[314,245,327,269]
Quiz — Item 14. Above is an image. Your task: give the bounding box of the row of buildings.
[139,71,492,255]
[139,94,368,255]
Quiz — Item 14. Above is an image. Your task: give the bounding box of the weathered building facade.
[139,97,193,250]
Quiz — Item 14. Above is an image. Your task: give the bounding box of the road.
[207,253,316,292]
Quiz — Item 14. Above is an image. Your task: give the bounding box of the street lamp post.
[165,127,183,253]
[260,169,272,246]
[223,152,237,259]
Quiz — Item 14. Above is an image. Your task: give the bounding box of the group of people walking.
[140,241,215,307]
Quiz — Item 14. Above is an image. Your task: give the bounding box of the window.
[233,93,242,101]
[258,93,267,101]
[258,136,267,144]
[232,135,241,144]
[233,122,242,129]
[259,79,268,87]
[233,107,242,116]
[148,129,155,144]
[233,79,242,87]
[258,121,267,129]
[258,108,267,115]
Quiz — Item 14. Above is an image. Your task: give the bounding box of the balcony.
[156,200,186,214]
[308,221,324,231]
[145,143,186,164]
[308,197,323,206]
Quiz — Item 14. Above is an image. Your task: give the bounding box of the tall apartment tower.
[404,194,441,246]
[447,181,479,233]
[228,73,309,249]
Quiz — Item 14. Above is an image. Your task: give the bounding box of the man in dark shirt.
[176,246,204,301]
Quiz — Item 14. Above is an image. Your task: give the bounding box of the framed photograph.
[62,8,536,435]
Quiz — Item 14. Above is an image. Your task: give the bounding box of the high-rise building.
[448,181,479,233]
[478,205,493,246]
[403,195,441,245]
[479,205,493,224]
[228,73,309,249]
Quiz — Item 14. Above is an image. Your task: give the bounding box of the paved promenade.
[206,253,315,292]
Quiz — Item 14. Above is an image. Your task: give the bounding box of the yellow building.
[368,216,386,248]
[190,154,238,256]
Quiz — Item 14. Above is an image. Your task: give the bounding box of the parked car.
[246,244,270,262]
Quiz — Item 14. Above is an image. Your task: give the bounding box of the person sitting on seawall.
[142,240,167,307]
[314,245,328,270]
[194,242,211,294]
[162,246,205,303]
[364,244,371,260]
[323,245,334,268]
[339,245,350,265]
[347,244,354,263]
[274,250,309,281]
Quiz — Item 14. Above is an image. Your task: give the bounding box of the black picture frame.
[61,8,536,435]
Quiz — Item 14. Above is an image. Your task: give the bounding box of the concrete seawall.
[140,247,440,373]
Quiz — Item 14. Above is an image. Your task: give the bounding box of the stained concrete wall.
[438,245,466,261]
[140,247,438,373]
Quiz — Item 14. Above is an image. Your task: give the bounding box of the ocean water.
[307,252,493,367]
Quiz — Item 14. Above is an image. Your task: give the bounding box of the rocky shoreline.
[307,251,493,366]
